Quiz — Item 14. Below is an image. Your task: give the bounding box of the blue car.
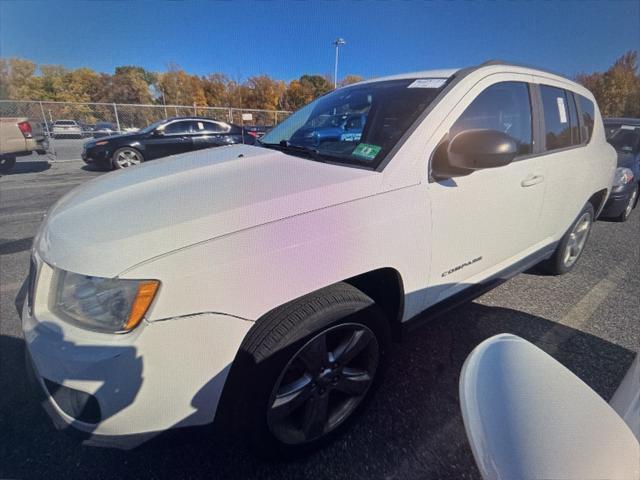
[601,124,640,222]
[290,113,366,147]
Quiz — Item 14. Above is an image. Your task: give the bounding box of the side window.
[198,121,229,134]
[577,95,595,142]
[540,85,573,150]
[450,81,533,156]
[163,121,193,135]
[567,92,581,146]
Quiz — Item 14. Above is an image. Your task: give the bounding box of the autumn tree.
[157,64,206,106]
[244,75,286,110]
[576,50,640,117]
[283,74,333,110]
[339,75,364,87]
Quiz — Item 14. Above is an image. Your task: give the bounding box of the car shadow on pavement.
[0,237,34,256]
[4,160,51,175]
[1,300,635,480]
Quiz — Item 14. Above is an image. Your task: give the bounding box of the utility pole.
[333,38,346,88]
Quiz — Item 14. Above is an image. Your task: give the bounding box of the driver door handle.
[521,174,545,187]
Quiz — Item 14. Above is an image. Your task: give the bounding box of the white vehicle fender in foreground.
[459,334,639,480]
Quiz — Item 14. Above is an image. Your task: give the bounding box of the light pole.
[333,38,346,88]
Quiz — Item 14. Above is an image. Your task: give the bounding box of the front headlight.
[612,167,634,193]
[49,269,159,333]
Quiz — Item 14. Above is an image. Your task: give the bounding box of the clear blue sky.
[1,0,638,81]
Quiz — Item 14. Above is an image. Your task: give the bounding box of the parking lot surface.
[1,156,638,479]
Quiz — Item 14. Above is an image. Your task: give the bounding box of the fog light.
[44,378,101,424]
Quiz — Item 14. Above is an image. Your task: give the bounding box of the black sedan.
[82,117,255,170]
[600,124,640,222]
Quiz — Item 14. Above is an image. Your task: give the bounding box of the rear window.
[55,120,77,126]
[540,85,574,151]
[577,95,595,143]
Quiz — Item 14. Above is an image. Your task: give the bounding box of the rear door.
[426,75,547,305]
[191,120,232,150]
[533,83,592,240]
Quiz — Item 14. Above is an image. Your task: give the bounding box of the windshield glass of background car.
[138,120,167,134]
[608,127,640,153]
[260,78,448,168]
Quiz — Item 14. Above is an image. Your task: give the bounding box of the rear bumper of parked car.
[600,182,638,217]
[22,255,252,449]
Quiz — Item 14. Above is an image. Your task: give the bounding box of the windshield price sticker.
[352,143,382,160]
[408,78,447,89]
[557,97,568,124]
[341,133,362,142]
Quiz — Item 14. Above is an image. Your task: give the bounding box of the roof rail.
[475,59,566,79]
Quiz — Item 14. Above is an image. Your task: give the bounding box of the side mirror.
[448,129,518,170]
[152,129,165,137]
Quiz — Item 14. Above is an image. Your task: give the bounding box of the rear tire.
[0,156,16,174]
[233,282,390,458]
[542,203,594,275]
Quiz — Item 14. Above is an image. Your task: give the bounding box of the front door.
[426,78,547,306]
[145,120,194,160]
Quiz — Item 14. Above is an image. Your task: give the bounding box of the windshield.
[260,78,449,168]
[138,119,166,134]
[608,126,640,153]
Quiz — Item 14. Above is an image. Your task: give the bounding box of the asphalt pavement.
[1,155,638,480]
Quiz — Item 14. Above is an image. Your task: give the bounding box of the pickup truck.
[0,117,49,173]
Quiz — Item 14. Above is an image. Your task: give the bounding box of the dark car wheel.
[112,147,144,169]
[233,282,390,458]
[0,156,16,174]
[543,203,594,275]
[614,186,638,222]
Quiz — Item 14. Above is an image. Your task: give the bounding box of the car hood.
[36,145,382,277]
[86,132,140,144]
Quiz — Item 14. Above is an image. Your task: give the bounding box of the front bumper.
[600,183,638,218]
[22,257,252,449]
[81,148,112,169]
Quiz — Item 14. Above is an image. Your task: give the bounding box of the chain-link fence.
[0,100,291,161]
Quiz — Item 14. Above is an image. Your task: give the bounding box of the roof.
[351,60,586,93]
[164,116,230,123]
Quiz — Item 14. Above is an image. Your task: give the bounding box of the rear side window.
[450,81,533,156]
[577,95,595,142]
[197,121,230,133]
[540,85,574,150]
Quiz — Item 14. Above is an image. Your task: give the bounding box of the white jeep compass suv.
[22,61,616,455]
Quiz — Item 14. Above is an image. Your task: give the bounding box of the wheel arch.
[343,267,405,341]
[589,188,609,218]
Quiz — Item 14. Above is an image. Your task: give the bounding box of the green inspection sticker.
[352,143,382,161]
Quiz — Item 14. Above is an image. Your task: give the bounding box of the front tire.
[543,203,594,275]
[112,147,144,169]
[235,282,390,458]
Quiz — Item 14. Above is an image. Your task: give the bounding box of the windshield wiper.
[258,140,326,163]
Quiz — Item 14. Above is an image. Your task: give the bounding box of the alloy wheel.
[114,149,142,168]
[267,322,379,445]
[563,212,591,268]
